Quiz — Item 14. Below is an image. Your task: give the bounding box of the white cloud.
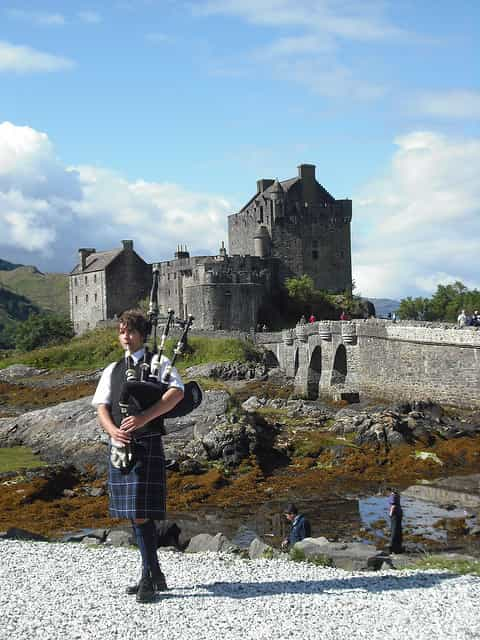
[194,0,408,100]
[5,9,65,26]
[0,122,229,269]
[353,131,480,298]
[413,90,480,120]
[196,0,409,41]
[77,11,102,24]
[0,41,74,73]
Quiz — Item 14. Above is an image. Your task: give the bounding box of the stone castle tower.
[228,164,352,292]
[70,164,352,333]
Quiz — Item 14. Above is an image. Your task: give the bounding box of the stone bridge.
[255,320,480,409]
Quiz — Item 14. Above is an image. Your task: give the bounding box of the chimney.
[174,244,190,260]
[256,179,274,193]
[122,240,134,251]
[298,164,316,205]
[78,248,95,271]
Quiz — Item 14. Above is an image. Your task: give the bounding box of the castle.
[69,164,352,333]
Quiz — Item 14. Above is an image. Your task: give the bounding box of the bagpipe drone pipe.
[118,265,203,431]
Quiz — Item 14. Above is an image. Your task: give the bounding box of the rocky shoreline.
[0,363,480,558]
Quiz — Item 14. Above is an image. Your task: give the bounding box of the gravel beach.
[1,540,479,640]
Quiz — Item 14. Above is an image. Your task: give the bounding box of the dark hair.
[284,502,298,515]
[119,309,150,340]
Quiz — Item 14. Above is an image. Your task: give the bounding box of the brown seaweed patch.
[0,381,96,409]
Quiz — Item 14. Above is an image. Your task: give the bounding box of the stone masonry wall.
[105,252,151,319]
[70,270,107,334]
[257,321,480,408]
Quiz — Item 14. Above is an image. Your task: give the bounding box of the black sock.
[133,520,161,580]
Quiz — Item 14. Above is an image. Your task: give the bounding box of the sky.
[0,0,479,300]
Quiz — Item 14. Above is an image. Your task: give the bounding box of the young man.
[281,503,311,550]
[92,309,184,603]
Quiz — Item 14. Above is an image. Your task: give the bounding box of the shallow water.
[170,493,479,552]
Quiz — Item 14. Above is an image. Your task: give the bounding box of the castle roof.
[237,172,335,214]
[70,249,122,275]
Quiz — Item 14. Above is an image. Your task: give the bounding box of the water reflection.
[359,495,473,542]
[170,493,478,550]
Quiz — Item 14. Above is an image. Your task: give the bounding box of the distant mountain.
[367,298,400,318]
[0,287,40,321]
[0,265,68,316]
[0,258,24,271]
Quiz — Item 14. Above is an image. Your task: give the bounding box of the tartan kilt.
[108,433,167,519]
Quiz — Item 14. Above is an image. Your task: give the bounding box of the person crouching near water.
[388,489,403,554]
[281,503,311,550]
[92,309,184,603]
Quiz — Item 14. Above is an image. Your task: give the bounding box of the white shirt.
[92,348,184,407]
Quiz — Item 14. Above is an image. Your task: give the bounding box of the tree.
[285,275,316,304]
[15,313,74,351]
[398,282,480,322]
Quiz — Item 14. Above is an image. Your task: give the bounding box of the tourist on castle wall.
[281,503,311,550]
[299,315,307,325]
[388,489,403,554]
[457,309,467,328]
[92,309,184,603]
[308,313,316,323]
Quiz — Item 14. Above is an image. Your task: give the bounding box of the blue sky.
[0,0,479,299]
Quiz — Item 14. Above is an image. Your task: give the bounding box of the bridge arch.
[263,350,280,368]
[331,344,347,385]
[293,347,299,378]
[307,345,322,399]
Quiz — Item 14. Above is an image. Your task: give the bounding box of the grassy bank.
[0,446,48,473]
[0,328,259,372]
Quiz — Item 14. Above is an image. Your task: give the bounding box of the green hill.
[0,266,68,316]
[0,287,41,348]
[0,258,24,271]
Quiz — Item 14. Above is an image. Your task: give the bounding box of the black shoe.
[136,576,155,603]
[153,571,168,592]
[126,572,168,595]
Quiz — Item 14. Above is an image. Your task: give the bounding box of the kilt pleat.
[108,433,166,519]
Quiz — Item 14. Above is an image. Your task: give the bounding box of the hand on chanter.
[120,414,147,433]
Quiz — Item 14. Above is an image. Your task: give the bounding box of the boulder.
[294,537,386,571]
[0,397,108,476]
[105,528,134,547]
[248,537,279,560]
[185,532,238,554]
[0,364,48,381]
[3,527,49,542]
[185,361,266,381]
[60,528,108,543]
[242,396,266,413]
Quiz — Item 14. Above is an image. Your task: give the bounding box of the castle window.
[86,294,89,303]
[85,276,88,285]
[75,296,78,305]
[259,206,264,223]
[94,293,98,302]
[93,274,97,283]
[74,277,77,286]
[312,250,319,260]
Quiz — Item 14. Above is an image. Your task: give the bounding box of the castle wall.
[258,321,480,408]
[184,282,265,330]
[228,172,352,293]
[69,270,107,334]
[105,252,151,320]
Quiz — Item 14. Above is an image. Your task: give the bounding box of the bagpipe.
[110,265,202,473]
